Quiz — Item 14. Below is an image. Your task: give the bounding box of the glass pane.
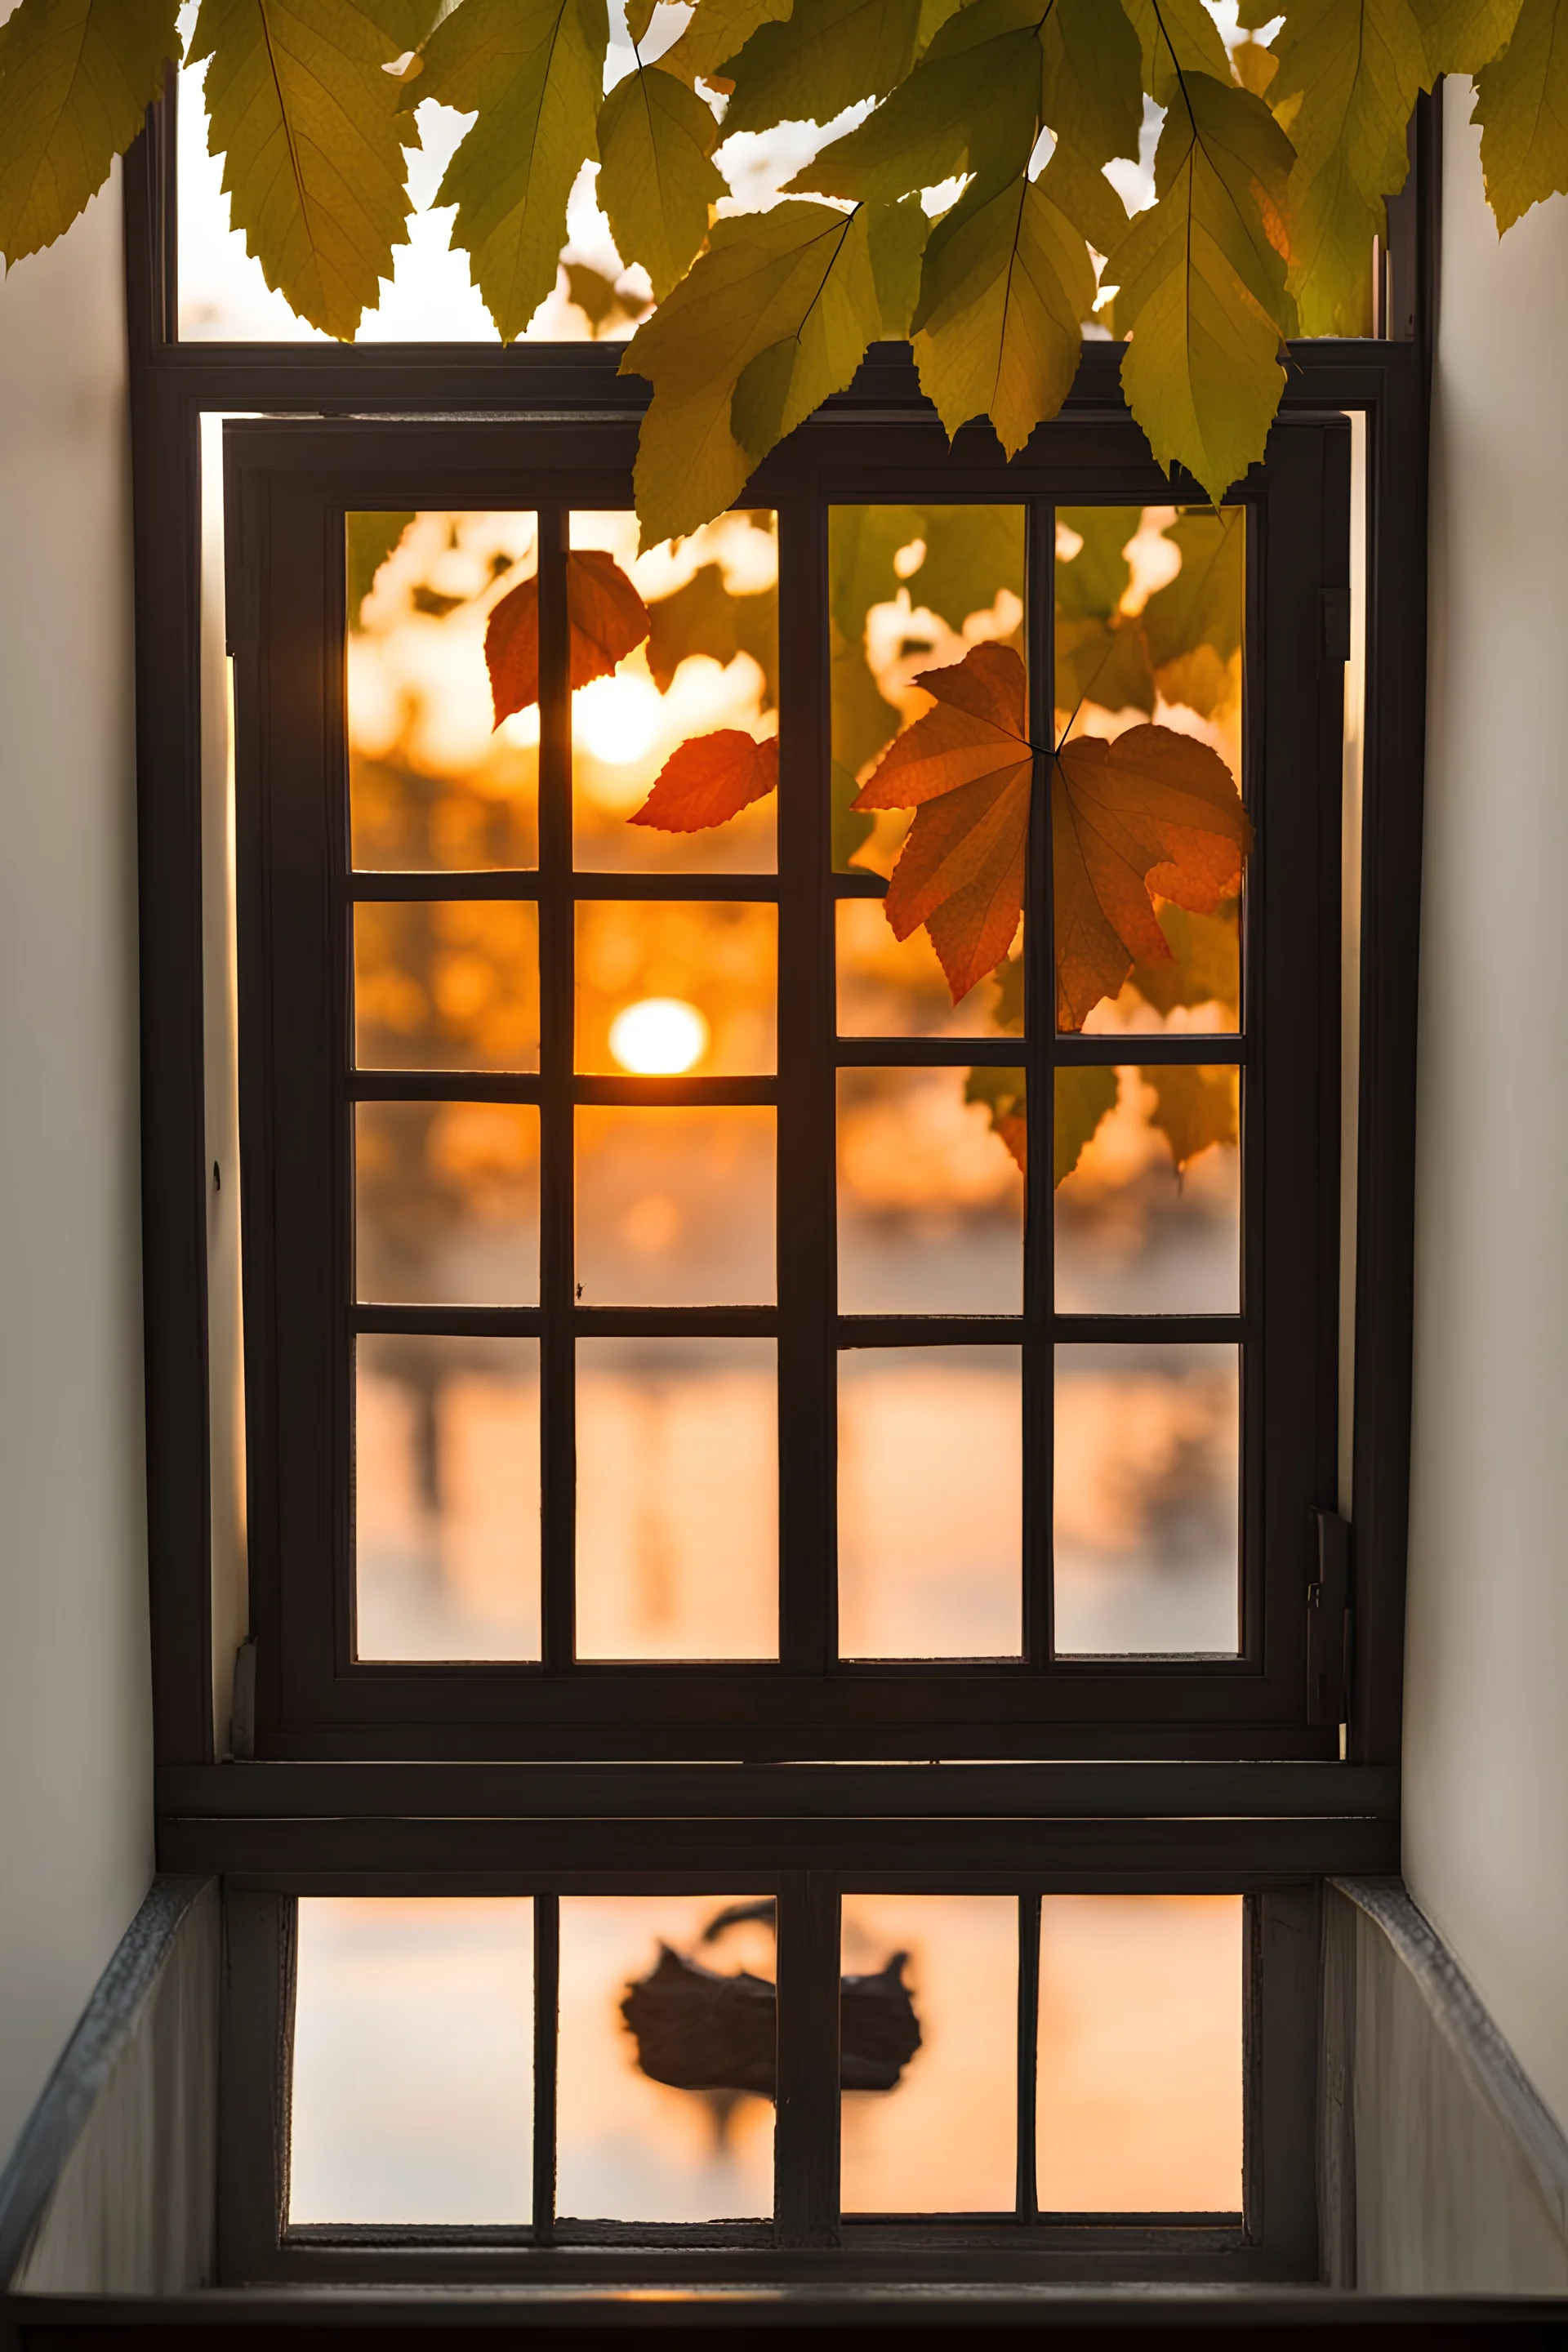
[1054,1343,1240,1655]
[840,1895,1016,2214]
[569,510,777,875]
[356,1102,539,1307]
[576,1106,775,1306]
[288,1896,533,2225]
[1054,1066,1240,1314]
[576,902,777,1075]
[837,1347,1021,1659]
[558,1895,776,2221]
[1037,1895,1244,2212]
[1055,505,1244,1039]
[830,505,1026,877]
[347,511,538,871]
[355,1334,540,1661]
[837,1069,1023,1313]
[576,1339,777,1660]
[836,903,1023,1040]
[354,902,540,1071]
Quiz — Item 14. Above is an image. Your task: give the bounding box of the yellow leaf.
[1139,1061,1239,1171]
[657,0,794,82]
[621,199,883,545]
[597,63,723,301]
[911,170,1094,457]
[0,0,180,265]
[720,0,923,138]
[1473,0,1568,230]
[412,0,609,341]
[190,0,434,341]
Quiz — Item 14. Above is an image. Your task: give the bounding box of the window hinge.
[1320,586,1352,672]
[229,1637,257,1760]
[1307,1508,1352,1727]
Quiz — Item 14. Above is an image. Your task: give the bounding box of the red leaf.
[486,550,652,727]
[630,730,780,831]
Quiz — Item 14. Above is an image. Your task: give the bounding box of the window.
[131,81,1428,2295]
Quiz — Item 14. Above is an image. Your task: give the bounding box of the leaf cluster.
[3,0,1561,541]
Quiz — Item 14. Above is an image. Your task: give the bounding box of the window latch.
[229,1637,257,1760]
[1306,1508,1352,1727]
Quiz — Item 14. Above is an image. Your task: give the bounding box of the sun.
[608,997,710,1076]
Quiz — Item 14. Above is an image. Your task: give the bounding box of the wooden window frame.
[122,72,1437,2292]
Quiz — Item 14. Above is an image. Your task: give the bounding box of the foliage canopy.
[0,0,1561,528]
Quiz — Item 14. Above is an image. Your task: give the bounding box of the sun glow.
[573,672,662,766]
[608,998,710,1076]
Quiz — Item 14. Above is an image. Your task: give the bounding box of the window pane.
[347,511,538,871]
[837,1069,1023,1313]
[558,1895,776,2221]
[1054,1067,1240,1314]
[1054,1343,1240,1655]
[576,1339,777,1660]
[838,1348,1021,1659]
[288,1896,533,2225]
[354,902,540,1071]
[576,902,777,1076]
[569,510,777,875]
[356,1102,539,1307]
[840,1895,1016,2214]
[576,1106,775,1306]
[830,505,1026,876]
[354,1334,540,1661]
[1056,505,1244,1040]
[1036,1895,1243,2212]
[836,903,1023,1040]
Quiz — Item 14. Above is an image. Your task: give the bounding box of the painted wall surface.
[1404,82,1568,2138]
[0,166,155,2164]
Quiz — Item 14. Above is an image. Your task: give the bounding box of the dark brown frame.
[225,419,1347,1763]
[120,66,1437,2298]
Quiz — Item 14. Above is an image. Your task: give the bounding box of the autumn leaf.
[191,0,437,341]
[595,63,724,303]
[657,0,793,85]
[1053,721,1253,1030]
[646,563,779,704]
[1108,71,1295,505]
[719,0,924,140]
[347,510,416,629]
[0,0,181,265]
[854,642,1035,1001]
[1055,1063,1119,1185]
[1472,0,1568,229]
[1139,1062,1239,1171]
[1129,900,1241,1017]
[630,730,780,830]
[410,0,608,343]
[485,550,650,725]
[965,1064,1027,1174]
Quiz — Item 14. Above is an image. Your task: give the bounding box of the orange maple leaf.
[854,644,1253,1025]
[630,730,779,831]
[486,550,651,727]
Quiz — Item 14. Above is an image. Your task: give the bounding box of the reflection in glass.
[355,1334,540,1660]
[289,1896,533,2224]
[558,1895,776,2221]
[840,1895,1016,2213]
[1054,1067,1240,1314]
[830,505,1026,876]
[836,903,1022,1040]
[1056,504,1244,1040]
[837,1069,1023,1313]
[569,510,778,875]
[1054,1344,1240,1655]
[347,511,538,871]
[576,902,777,1074]
[354,901,540,1071]
[576,1107,775,1306]
[1037,1895,1243,2212]
[838,1348,1021,1659]
[356,1102,539,1306]
[576,1339,777,1660]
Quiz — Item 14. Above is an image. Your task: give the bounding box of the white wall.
[0,166,155,2163]
[1404,82,1568,2138]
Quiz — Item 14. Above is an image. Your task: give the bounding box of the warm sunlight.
[573,673,662,767]
[608,997,710,1075]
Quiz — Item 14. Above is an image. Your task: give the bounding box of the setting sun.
[608,997,710,1076]
[573,672,662,766]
